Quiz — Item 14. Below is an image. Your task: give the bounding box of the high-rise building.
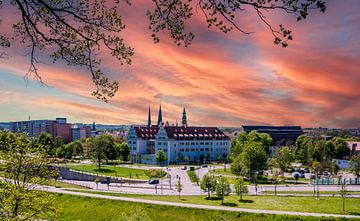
[9,118,72,143]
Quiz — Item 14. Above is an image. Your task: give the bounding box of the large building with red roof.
[126,105,230,164]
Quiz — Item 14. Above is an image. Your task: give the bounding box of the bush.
[144,169,167,179]
[187,170,199,182]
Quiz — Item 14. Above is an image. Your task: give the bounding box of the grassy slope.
[67,164,149,179]
[55,194,354,221]
[69,190,360,215]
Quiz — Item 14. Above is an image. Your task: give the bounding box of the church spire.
[157,103,163,126]
[147,106,151,126]
[182,107,187,127]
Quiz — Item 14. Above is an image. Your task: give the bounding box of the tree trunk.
[207,188,210,198]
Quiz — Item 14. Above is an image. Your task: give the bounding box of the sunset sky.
[0,0,359,128]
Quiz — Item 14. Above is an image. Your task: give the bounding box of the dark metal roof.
[242,125,303,146]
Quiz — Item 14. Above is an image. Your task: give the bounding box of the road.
[58,164,360,196]
[43,186,360,219]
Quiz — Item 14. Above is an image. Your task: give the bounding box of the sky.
[0,0,359,128]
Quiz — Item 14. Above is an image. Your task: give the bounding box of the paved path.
[46,187,360,219]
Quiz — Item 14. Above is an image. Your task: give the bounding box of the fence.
[311,178,360,185]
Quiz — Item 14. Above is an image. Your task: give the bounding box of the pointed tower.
[147,106,151,126]
[92,121,96,131]
[182,107,187,127]
[157,103,163,126]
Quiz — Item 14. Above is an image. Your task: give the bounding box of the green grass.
[209,168,233,176]
[48,180,89,189]
[262,191,360,195]
[187,170,199,182]
[68,190,360,215]
[67,164,149,179]
[55,193,356,221]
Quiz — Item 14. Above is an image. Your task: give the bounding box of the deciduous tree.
[200,174,217,198]
[215,176,231,204]
[0,132,57,220]
[234,178,248,201]
[155,149,167,166]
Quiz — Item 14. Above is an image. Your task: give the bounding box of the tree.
[234,178,248,201]
[330,159,340,176]
[155,149,167,166]
[231,131,273,158]
[0,0,326,101]
[294,135,309,163]
[200,174,217,198]
[94,177,101,190]
[116,142,130,162]
[312,160,321,199]
[238,141,268,182]
[37,132,54,155]
[230,156,244,177]
[332,138,350,159]
[215,176,231,205]
[101,135,117,163]
[273,146,293,175]
[350,153,360,179]
[54,136,64,155]
[56,141,83,159]
[89,136,107,170]
[0,132,56,220]
[176,180,183,200]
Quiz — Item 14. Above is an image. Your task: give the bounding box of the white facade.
[126,125,230,165]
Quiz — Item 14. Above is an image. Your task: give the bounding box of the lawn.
[67,164,149,180]
[262,191,360,195]
[187,170,199,182]
[45,180,87,189]
[54,193,355,221]
[68,190,360,215]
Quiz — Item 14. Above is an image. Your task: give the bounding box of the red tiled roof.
[134,125,159,139]
[133,125,228,140]
[165,126,228,140]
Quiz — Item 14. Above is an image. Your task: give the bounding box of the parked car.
[202,165,208,168]
[148,179,159,185]
[299,173,305,178]
[181,166,187,170]
[292,172,300,178]
[304,168,310,173]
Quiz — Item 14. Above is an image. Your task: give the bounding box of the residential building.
[9,118,72,143]
[127,105,230,165]
[347,141,360,155]
[72,124,91,141]
[335,159,350,169]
